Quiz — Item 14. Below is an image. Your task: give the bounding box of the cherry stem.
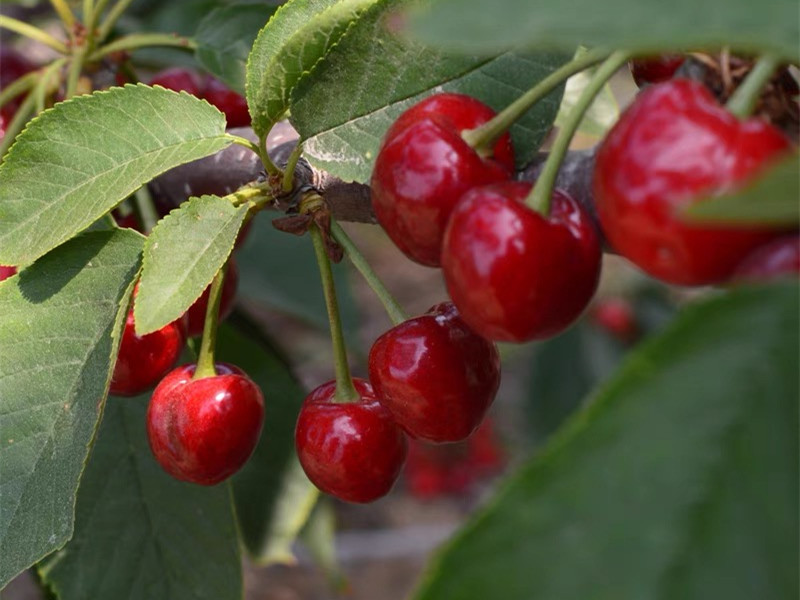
[83,0,95,29]
[0,16,68,54]
[526,50,631,214]
[89,33,196,61]
[98,0,135,41]
[49,0,76,31]
[194,263,228,380]
[309,220,359,403]
[282,142,304,193]
[65,44,89,99]
[330,221,407,326]
[726,53,781,119]
[462,47,612,154]
[87,0,113,33]
[35,57,68,113]
[133,186,159,234]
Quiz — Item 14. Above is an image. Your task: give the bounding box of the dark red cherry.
[371,93,515,266]
[590,297,639,342]
[369,302,500,442]
[0,46,36,111]
[594,79,792,286]
[629,55,685,86]
[149,68,204,96]
[185,261,239,338]
[732,234,800,282]
[442,181,601,342]
[295,378,407,503]
[0,265,16,281]
[110,309,186,396]
[147,363,264,485]
[202,77,250,127]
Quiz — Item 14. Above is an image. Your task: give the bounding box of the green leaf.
[408,0,800,61]
[290,0,569,182]
[195,2,278,94]
[245,0,379,137]
[216,321,318,562]
[415,284,799,600]
[0,230,143,588]
[135,195,249,335]
[0,84,231,266]
[38,398,242,600]
[683,155,800,225]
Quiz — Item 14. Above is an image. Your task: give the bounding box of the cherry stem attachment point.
[194,263,228,379]
[0,16,68,54]
[726,53,781,119]
[309,215,359,403]
[462,47,612,154]
[331,221,407,326]
[526,50,631,214]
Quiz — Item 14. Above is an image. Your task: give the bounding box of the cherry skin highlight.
[185,261,239,338]
[369,302,500,443]
[110,310,186,397]
[594,79,792,286]
[295,378,407,503]
[371,93,515,266]
[442,181,601,343]
[732,235,800,282]
[147,363,264,485]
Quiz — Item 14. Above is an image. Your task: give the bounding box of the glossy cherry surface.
[594,79,792,286]
[442,181,601,342]
[371,93,515,266]
[149,67,204,97]
[629,55,684,87]
[185,261,239,338]
[0,265,16,282]
[147,363,264,485]
[295,378,407,503]
[732,235,800,282]
[110,309,186,396]
[203,77,250,127]
[369,302,500,442]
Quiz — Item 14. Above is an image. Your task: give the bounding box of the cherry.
[369,302,500,443]
[629,55,685,86]
[185,261,239,338]
[149,68,204,97]
[0,46,36,112]
[442,181,601,342]
[0,265,16,281]
[590,297,639,342]
[147,363,264,485]
[732,235,800,282]
[594,79,792,286]
[295,378,407,503]
[371,93,515,266]
[202,77,250,127]
[110,308,186,397]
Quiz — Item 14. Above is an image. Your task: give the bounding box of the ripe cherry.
[371,93,515,266]
[295,378,407,503]
[147,363,264,485]
[185,261,239,338]
[202,77,250,127]
[0,46,36,112]
[590,297,639,342]
[594,79,792,286]
[149,68,204,97]
[442,181,601,342]
[0,265,16,282]
[110,308,186,397]
[629,55,685,86]
[369,302,500,443]
[732,235,800,282]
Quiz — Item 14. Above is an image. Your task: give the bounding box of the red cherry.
[185,261,239,338]
[147,363,264,485]
[594,79,792,286]
[149,68,204,96]
[0,46,36,112]
[590,297,639,342]
[732,235,800,282]
[110,309,186,396]
[202,77,250,127]
[629,55,685,86]
[0,265,16,281]
[371,93,515,266]
[295,378,407,503]
[442,181,601,342]
[369,302,500,442]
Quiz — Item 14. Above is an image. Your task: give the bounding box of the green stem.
[97,0,135,41]
[463,47,611,154]
[309,223,359,403]
[0,90,36,161]
[526,50,630,214]
[726,53,782,118]
[258,133,281,177]
[34,58,67,113]
[282,142,304,193]
[87,0,112,33]
[89,32,196,61]
[331,221,407,326]
[193,264,228,379]
[0,71,38,110]
[49,0,76,30]
[82,0,95,29]
[226,133,262,158]
[0,16,68,53]
[133,186,159,234]
[65,45,89,99]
